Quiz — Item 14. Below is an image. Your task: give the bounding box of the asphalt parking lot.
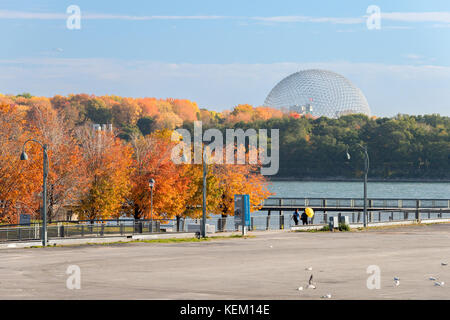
[1,224,450,299]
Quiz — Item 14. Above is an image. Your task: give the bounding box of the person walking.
[301,210,309,225]
[293,209,300,226]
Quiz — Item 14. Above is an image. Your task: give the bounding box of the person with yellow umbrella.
[301,207,315,225]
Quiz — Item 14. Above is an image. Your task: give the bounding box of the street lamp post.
[202,154,208,238]
[347,144,370,228]
[149,178,155,231]
[20,139,49,246]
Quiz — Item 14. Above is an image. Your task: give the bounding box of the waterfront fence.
[1,209,450,243]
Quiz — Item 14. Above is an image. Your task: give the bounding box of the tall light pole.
[347,144,369,228]
[149,178,155,230]
[20,139,48,246]
[202,154,208,238]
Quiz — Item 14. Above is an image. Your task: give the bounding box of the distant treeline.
[183,114,450,180]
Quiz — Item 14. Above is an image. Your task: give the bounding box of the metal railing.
[0,219,169,242]
[1,210,450,243]
[262,197,450,209]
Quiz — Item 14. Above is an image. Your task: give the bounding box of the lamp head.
[20,151,29,161]
[149,178,155,188]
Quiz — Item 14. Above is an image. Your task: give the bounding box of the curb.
[291,218,450,231]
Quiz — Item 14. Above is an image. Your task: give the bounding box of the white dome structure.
[264,69,371,118]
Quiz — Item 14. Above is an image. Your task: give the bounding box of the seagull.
[435,281,445,287]
[307,274,316,289]
[321,294,332,299]
[441,262,448,266]
[297,286,304,291]
[269,245,273,248]
[305,267,313,271]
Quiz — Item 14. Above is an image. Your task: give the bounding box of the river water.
[268,181,450,199]
[202,181,450,230]
[242,180,450,227]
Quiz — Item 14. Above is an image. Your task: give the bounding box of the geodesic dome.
[264,69,371,118]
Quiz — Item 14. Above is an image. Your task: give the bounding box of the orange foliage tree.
[0,104,42,223]
[129,130,191,220]
[182,144,272,219]
[25,102,89,221]
[75,127,134,220]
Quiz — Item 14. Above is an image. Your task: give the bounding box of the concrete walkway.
[1,224,450,299]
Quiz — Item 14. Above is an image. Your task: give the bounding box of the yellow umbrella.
[305,207,315,218]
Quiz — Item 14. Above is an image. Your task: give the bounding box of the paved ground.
[1,224,450,300]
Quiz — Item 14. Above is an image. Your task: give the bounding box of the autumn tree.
[182,144,272,221]
[85,98,112,124]
[111,97,142,127]
[211,144,272,217]
[168,98,200,122]
[129,130,190,221]
[75,127,133,220]
[25,102,89,222]
[0,104,42,223]
[136,116,156,136]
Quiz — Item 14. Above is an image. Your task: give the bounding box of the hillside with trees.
[193,113,450,180]
[1,92,449,222]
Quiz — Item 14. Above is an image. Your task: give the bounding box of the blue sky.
[1,0,450,116]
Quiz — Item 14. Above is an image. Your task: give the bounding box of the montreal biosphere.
[264,69,371,118]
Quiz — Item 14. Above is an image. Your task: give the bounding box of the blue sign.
[19,214,31,225]
[234,194,251,226]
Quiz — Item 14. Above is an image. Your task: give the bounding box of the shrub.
[338,223,350,232]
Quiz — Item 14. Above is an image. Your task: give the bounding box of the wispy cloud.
[0,10,227,21]
[0,10,365,24]
[405,54,422,60]
[2,9,450,26]
[382,25,414,30]
[382,12,450,23]
[431,23,450,28]
[0,10,65,19]
[250,16,363,24]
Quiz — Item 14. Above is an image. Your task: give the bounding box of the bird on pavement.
[394,277,400,286]
[307,274,316,289]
